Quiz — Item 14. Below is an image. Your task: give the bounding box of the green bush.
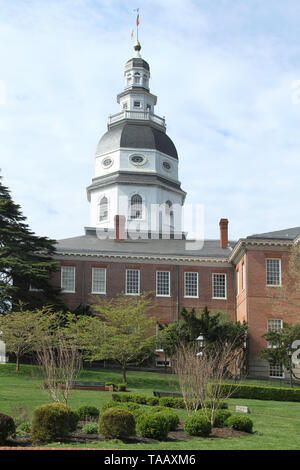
[226,415,253,433]
[82,423,98,434]
[213,409,232,427]
[184,414,212,437]
[218,384,300,402]
[77,406,99,421]
[117,383,127,392]
[151,406,168,413]
[136,412,170,440]
[131,408,147,421]
[101,401,140,415]
[98,407,136,439]
[0,413,16,443]
[158,410,180,431]
[16,422,31,435]
[31,403,78,442]
[105,382,116,389]
[132,394,148,405]
[159,396,185,409]
[112,393,135,403]
[146,396,159,406]
[205,400,228,410]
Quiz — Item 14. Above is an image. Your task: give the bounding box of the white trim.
[266,258,282,287]
[156,271,171,297]
[184,271,199,298]
[212,273,227,300]
[91,267,107,294]
[125,269,140,296]
[61,266,76,293]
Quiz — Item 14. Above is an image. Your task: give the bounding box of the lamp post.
[287,345,293,388]
[196,334,204,357]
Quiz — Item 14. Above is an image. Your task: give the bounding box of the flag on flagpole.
[136,13,140,26]
[131,29,134,40]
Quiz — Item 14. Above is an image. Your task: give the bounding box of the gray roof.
[97,122,178,160]
[56,232,235,259]
[126,57,150,71]
[247,226,300,240]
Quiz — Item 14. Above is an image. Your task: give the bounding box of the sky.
[0,0,300,242]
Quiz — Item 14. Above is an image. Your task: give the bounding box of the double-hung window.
[266,259,281,286]
[61,266,75,293]
[184,272,199,298]
[126,269,140,295]
[92,268,106,294]
[212,273,227,299]
[156,271,170,297]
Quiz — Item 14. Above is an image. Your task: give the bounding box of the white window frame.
[156,271,171,297]
[184,272,199,298]
[266,258,282,287]
[61,266,75,293]
[267,318,283,349]
[91,267,107,294]
[125,269,140,296]
[269,364,285,378]
[212,273,227,300]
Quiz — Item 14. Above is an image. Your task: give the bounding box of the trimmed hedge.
[31,403,78,442]
[136,412,170,440]
[226,415,253,433]
[184,414,212,437]
[0,413,16,443]
[98,407,136,439]
[159,396,185,409]
[101,400,140,415]
[219,384,300,402]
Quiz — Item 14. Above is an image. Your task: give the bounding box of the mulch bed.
[1,418,247,448]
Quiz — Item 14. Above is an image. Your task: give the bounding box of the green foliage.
[156,409,180,431]
[132,394,148,404]
[0,175,61,311]
[219,383,300,402]
[226,414,253,433]
[16,421,31,435]
[77,405,99,421]
[82,423,98,434]
[136,411,170,440]
[0,413,16,443]
[30,403,78,442]
[214,409,232,427]
[260,322,300,368]
[111,392,135,403]
[146,396,159,406]
[117,383,127,392]
[158,306,248,356]
[204,400,228,410]
[159,396,185,409]
[184,413,212,437]
[101,400,140,415]
[98,407,136,439]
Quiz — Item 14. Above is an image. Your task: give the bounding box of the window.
[242,262,245,290]
[156,324,164,352]
[122,102,128,109]
[212,273,227,299]
[92,268,106,294]
[267,318,283,349]
[184,272,199,298]
[61,266,75,293]
[134,100,141,107]
[266,259,281,286]
[134,72,141,84]
[99,196,108,222]
[269,364,284,378]
[130,194,143,219]
[126,269,140,295]
[156,271,170,297]
[236,270,239,296]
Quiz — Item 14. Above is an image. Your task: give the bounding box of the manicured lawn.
[1,363,300,450]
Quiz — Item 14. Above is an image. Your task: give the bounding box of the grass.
[1,363,300,450]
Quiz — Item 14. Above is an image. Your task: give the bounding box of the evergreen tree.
[0,176,61,311]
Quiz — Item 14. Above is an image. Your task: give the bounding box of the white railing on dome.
[108,110,166,128]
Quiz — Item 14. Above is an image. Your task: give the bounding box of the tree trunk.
[122,364,127,384]
[16,355,19,372]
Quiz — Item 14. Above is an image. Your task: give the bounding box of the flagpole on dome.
[133,8,141,56]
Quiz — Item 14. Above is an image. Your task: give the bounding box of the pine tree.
[0,176,61,311]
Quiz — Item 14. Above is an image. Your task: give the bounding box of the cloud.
[0,0,299,242]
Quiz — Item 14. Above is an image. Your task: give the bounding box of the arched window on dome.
[165,200,174,232]
[134,72,141,85]
[130,194,143,220]
[99,196,108,222]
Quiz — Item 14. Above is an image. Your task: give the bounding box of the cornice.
[229,238,294,263]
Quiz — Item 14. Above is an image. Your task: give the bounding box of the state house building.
[52,41,300,379]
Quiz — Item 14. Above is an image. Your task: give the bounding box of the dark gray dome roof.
[126,57,150,71]
[96,123,178,159]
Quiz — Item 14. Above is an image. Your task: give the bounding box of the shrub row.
[111,393,228,410]
[219,384,300,402]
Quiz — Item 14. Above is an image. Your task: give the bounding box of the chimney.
[219,218,229,248]
[114,215,126,242]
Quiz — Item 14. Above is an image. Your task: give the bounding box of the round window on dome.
[102,158,113,168]
[129,155,147,166]
[163,161,172,171]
